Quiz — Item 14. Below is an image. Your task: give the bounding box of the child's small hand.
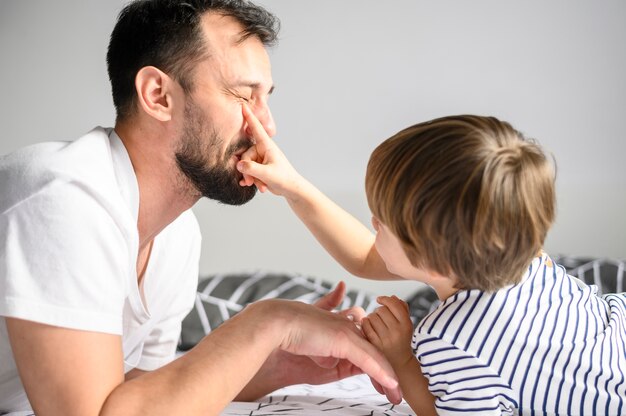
[362,295,415,370]
[236,103,304,197]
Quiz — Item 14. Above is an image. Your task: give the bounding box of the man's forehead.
[194,12,273,93]
[200,12,250,51]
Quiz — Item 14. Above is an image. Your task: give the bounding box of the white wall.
[1,1,624,299]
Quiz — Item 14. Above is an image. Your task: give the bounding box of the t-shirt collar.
[108,128,140,223]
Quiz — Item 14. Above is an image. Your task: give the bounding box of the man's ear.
[134,66,176,122]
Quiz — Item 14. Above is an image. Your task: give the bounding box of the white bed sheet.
[2,375,413,416]
[222,374,414,416]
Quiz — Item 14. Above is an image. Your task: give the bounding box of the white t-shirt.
[413,253,626,415]
[0,127,201,412]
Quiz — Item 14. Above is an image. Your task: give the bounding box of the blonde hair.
[365,115,556,291]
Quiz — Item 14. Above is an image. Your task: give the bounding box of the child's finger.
[253,178,268,193]
[361,317,381,344]
[389,295,410,315]
[373,305,399,326]
[236,159,265,183]
[237,146,258,186]
[366,311,390,334]
[237,159,268,190]
[240,146,259,164]
[393,295,411,314]
[242,103,273,156]
[377,296,410,323]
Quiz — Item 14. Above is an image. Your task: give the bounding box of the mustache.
[227,137,255,156]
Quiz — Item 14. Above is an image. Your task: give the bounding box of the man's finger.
[309,355,340,369]
[314,281,346,311]
[370,377,385,395]
[338,330,399,392]
[383,384,403,405]
[337,306,366,323]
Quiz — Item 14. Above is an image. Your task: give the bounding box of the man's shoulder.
[1,126,112,163]
[1,127,121,211]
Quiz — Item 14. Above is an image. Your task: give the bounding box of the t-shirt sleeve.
[0,180,130,334]
[413,333,517,415]
[136,211,201,370]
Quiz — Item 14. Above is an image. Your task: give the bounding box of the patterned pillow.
[551,255,625,294]
[179,271,381,351]
[179,256,625,350]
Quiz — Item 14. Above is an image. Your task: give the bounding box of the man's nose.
[253,102,276,138]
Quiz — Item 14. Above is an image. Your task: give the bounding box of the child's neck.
[426,274,459,301]
[433,284,459,301]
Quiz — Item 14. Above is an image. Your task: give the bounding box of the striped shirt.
[412,253,626,415]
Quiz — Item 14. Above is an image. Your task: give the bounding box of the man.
[0,0,400,414]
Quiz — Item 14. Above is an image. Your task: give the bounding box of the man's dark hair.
[107,0,280,121]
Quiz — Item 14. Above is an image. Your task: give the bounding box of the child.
[236,107,626,415]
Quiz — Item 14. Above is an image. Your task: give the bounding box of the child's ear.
[134,66,176,122]
[371,216,381,232]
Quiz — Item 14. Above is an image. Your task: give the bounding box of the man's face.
[175,13,276,204]
[175,95,257,205]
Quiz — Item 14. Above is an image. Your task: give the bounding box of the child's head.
[365,115,556,291]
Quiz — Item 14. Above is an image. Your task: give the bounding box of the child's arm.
[362,296,437,416]
[236,104,397,280]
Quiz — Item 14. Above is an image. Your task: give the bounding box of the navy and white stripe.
[412,254,626,415]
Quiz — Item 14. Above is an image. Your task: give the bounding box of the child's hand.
[362,295,415,370]
[236,103,304,198]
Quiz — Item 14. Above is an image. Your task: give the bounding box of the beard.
[175,98,257,205]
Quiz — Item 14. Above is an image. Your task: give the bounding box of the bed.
[4,256,622,415]
[180,255,624,415]
[221,374,414,415]
[180,256,626,416]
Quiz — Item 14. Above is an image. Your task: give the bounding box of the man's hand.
[307,281,366,369]
[238,283,402,405]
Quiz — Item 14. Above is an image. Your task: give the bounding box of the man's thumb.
[314,281,346,311]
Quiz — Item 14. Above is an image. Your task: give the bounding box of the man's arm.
[236,104,397,281]
[6,319,125,415]
[7,295,399,416]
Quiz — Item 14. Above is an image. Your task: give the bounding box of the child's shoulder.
[415,254,572,340]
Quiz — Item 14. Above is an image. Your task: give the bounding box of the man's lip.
[233,151,245,162]
[233,149,248,163]
[232,140,254,161]
[233,144,252,158]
